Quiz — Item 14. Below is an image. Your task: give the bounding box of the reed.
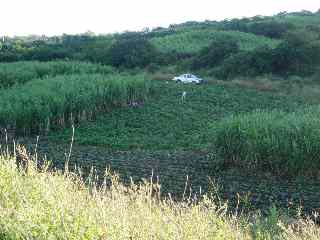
[0,73,151,135]
[213,106,320,175]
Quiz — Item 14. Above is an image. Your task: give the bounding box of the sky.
[1,0,319,36]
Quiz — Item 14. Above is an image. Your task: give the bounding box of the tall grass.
[213,106,320,175]
[0,147,319,239]
[150,29,281,54]
[0,73,151,135]
[0,61,114,88]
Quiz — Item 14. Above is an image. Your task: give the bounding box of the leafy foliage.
[191,37,239,70]
[213,28,320,79]
[107,36,158,68]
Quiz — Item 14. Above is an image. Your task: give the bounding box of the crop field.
[150,29,281,54]
[0,72,151,135]
[214,107,320,176]
[50,80,307,153]
[0,61,114,88]
[1,10,320,239]
[1,63,317,211]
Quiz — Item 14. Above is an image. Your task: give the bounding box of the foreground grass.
[0,148,319,239]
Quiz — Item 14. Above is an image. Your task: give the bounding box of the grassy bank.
[0,148,319,239]
[214,106,320,176]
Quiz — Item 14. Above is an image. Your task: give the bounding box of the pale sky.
[1,0,319,36]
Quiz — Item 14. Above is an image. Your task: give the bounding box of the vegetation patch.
[0,61,114,88]
[214,107,320,176]
[51,81,306,151]
[150,29,281,54]
[0,150,319,239]
[0,73,151,135]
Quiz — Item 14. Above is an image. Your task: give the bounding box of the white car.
[172,74,203,84]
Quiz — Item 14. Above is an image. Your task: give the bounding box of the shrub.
[213,46,274,79]
[247,21,295,38]
[107,37,158,68]
[214,30,320,79]
[192,38,239,70]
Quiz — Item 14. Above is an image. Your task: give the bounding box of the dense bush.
[213,29,320,79]
[221,19,295,38]
[213,107,320,175]
[107,37,158,68]
[23,45,71,61]
[191,38,239,70]
[246,21,295,38]
[212,46,274,79]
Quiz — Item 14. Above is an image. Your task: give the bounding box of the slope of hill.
[1,10,320,79]
[150,29,281,54]
[1,12,320,235]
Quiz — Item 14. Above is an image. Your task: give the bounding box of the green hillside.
[150,29,281,54]
[1,10,320,239]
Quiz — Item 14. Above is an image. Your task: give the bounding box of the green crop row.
[150,29,281,54]
[213,106,320,176]
[0,61,114,88]
[0,73,151,135]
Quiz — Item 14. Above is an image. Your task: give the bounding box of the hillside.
[1,10,320,79]
[1,9,320,239]
[149,29,281,54]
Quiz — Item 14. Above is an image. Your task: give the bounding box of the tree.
[192,37,239,70]
[107,37,158,68]
[248,21,294,38]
